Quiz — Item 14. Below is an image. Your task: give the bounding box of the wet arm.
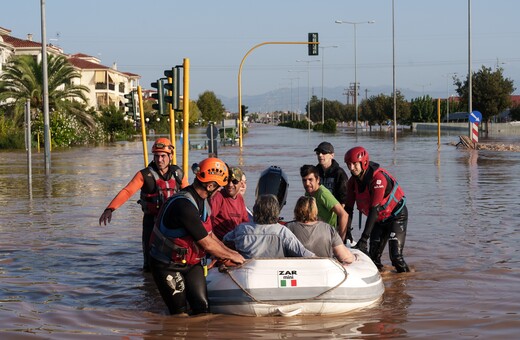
[198,235,245,264]
[106,172,144,211]
[99,172,144,225]
[332,203,349,241]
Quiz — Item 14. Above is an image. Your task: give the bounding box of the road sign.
[206,124,219,139]
[469,111,482,124]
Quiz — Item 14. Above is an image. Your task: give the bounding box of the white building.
[0,26,140,111]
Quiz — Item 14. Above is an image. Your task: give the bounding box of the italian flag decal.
[278,270,298,287]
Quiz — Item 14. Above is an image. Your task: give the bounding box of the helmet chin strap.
[204,182,219,197]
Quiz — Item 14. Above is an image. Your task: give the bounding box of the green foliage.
[32,111,105,148]
[309,96,348,122]
[510,105,520,121]
[312,119,337,133]
[0,53,101,149]
[323,118,337,133]
[455,66,516,122]
[97,105,135,141]
[410,95,437,123]
[359,91,410,126]
[196,91,225,123]
[0,114,25,149]
[0,54,90,126]
[279,120,309,129]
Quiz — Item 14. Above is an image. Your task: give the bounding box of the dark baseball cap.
[314,142,334,154]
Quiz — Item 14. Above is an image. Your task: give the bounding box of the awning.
[108,72,118,84]
[95,71,106,83]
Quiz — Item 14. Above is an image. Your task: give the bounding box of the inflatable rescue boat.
[206,249,384,316]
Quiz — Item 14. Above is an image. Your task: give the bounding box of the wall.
[412,122,520,136]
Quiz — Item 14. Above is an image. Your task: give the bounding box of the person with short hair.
[314,141,349,206]
[210,167,250,240]
[300,164,351,242]
[223,194,315,259]
[99,138,188,271]
[286,196,356,264]
[149,157,245,315]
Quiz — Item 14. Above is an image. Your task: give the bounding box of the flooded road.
[1,123,519,338]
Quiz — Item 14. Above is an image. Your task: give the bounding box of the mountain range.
[219,85,449,113]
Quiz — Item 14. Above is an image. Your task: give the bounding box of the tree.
[97,105,135,141]
[0,54,92,127]
[196,91,225,123]
[510,105,520,122]
[410,95,437,123]
[360,91,409,128]
[455,66,515,132]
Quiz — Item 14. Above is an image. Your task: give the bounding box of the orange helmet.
[196,157,229,187]
[152,138,174,154]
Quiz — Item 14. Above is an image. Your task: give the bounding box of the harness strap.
[152,225,187,256]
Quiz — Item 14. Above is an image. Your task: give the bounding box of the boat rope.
[218,258,349,306]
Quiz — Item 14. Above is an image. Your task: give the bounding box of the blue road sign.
[469,111,482,123]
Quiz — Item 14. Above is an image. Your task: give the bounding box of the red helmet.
[196,157,229,187]
[152,138,174,154]
[344,146,369,171]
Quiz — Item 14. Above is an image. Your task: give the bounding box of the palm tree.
[0,53,93,127]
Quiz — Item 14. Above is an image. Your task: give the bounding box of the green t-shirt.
[307,185,339,227]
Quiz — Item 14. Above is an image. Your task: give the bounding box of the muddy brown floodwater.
[1,123,519,339]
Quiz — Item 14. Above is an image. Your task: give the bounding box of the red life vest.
[354,167,405,222]
[149,191,212,265]
[139,166,181,215]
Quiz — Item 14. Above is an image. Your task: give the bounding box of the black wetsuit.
[149,186,210,315]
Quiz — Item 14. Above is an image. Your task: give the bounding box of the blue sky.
[2,0,520,106]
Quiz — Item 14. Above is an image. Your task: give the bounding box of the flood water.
[1,123,519,339]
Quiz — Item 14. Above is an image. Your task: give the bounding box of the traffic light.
[151,78,166,115]
[308,32,319,56]
[164,66,181,111]
[124,91,137,119]
[241,104,248,117]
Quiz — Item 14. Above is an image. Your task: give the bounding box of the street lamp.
[444,72,457,123]
[335,19,375,133]
[320,45,338,125]
[288,77,298,121]
[296,59,320,133]
[288,70,305,121]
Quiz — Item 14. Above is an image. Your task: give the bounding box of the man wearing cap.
[314,141,349,207]
[210,166,250,240]
[99,137,188,271]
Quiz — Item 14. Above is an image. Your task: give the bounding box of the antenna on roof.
[49,32,60,46]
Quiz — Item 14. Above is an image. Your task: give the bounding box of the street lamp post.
[284,77,298,121]
[320,45,338,125]
[335,19,374,134]
[445,72,457,123]
[288,70,306,121]
[296,59,320,133]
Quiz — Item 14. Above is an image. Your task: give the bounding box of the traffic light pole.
[238,40,319,148]
[182,58,190,179]
[137,86,148,167]
[167,75,177,165]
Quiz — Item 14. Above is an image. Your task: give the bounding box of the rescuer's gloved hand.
[353,237,368,255]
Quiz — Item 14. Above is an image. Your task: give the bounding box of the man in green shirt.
[300,164,352,242]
